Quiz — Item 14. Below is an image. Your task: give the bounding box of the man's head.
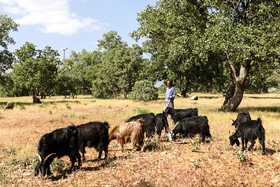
[167,80,171,88]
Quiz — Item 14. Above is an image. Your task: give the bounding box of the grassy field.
[0,93,279,186]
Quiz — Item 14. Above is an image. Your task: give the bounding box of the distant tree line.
[0,0,280,111]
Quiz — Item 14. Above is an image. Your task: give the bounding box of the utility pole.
[62,48,68,59]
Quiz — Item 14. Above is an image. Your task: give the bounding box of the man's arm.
[169,87,176,99]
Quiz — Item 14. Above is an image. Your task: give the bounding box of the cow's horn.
[44,153,56,162]
[37,154,42,162]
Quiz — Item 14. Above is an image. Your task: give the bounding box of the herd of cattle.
[34,107,266,177]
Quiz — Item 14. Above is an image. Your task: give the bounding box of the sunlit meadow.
[0,93,279,186]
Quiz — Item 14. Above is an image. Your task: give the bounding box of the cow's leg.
[248,139,255,151]
[104,146,108,159]
[244,139,248,150]
[241,138,245,151]
[200,133,205,142]
[120,139,124,152]
[80,142,86,162]
[77,152,81,166]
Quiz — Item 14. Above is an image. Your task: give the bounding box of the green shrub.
[65,103,71,109]
[192,140,200,152]
[193,159,201,169]
[234,150,249,164]
[51,158,66,173]
[129,80,158,101]
[0,164,6,182]
[15,102,26,110]
[133,107,149,115]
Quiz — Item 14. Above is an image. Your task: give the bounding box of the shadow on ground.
[237,106,280,113]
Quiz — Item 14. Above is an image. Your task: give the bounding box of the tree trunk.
[124,93,127,99]
[220,53,253,112]
[180,80,189,98]
[220,81,245,112]
[223,59,235,105]
[32,90,42,103]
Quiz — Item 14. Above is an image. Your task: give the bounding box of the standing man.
[164,80,176,111]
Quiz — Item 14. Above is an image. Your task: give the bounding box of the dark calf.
[34,125,81,176]
[168,116,211,142]
[229,118,265,155]
[165,107,198,124]
[155,112,169,138]
[126,113,155,138]
[231,111,251,128]
[76,121,109,162]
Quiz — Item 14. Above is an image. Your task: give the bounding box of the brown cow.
[109,119,145,151]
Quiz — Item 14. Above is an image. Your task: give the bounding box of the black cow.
[168,116,211,142]
[126,113,155,138]
[76,121,109,162]
[34,125,81,176]
[165,107,198,124]
[231,111,251,128]
[229,118,265,155]
[155,112,169,138]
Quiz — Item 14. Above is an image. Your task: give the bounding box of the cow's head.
[229,135,240,146]
[34,153,56,176]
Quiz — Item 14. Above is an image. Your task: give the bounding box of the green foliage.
[158,82,166,95]
[0,164,6,182]
[51,158,66,173]
[133,0,280,110]
[92,31,150,99]
[144,139,166,152]
[38,104,47,108]
[191,140,200,152]
[15,102,26,110]
[12,42,60,99]
[55,71,82,98]
[246,68,280,93]
[57,49,102,96]
[0,15,18,76]
[133,107,150,115]
[129,80,158,101]
[2,148,17,156]
[132,0,221,96]
[65,103,71,110]
[193,159,201,169]
[234,150,249,164]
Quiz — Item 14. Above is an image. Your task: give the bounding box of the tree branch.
[225,51,237,80]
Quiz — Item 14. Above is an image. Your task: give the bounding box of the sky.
[0,0,158,59]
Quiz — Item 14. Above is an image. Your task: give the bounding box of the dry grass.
[0,93,279,186]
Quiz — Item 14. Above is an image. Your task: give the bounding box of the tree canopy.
[13,42,60,102]
[0,15,18,76]
[92,31,152,99]
[132,0,280,111]
[0,8,279,106]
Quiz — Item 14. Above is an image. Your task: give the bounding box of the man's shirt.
[165,86,175,103]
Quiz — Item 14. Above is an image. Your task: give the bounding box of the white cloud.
[0,0,102,35]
